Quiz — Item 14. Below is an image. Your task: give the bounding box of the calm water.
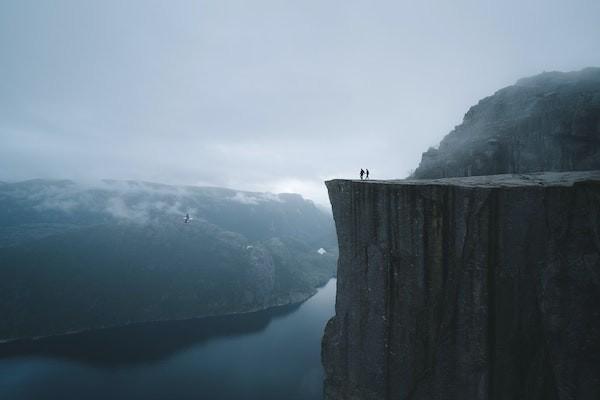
[0,279,336,400]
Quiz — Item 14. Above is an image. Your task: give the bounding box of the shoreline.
[0,277,335,346]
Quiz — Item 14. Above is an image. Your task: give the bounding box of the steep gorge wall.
[323,172,600,400]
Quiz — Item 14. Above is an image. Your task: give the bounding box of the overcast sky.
[1,0,599,205]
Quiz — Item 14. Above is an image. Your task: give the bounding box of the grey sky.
[1,0,599,205]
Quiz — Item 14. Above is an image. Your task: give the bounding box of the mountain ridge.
[413,67,600,178]
[0,179,337,341]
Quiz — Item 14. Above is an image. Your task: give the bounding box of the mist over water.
[0,1,598,399]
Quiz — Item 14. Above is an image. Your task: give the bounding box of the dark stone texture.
[323,171,600,400]
[413,68,600,179]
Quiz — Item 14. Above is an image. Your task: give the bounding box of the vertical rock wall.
[323,172,600,400]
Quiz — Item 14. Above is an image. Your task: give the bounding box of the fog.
[1,0,599,205]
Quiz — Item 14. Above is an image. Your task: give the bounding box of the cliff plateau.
[323,171,600,400]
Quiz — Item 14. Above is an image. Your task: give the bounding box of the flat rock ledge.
[323,170,600,400]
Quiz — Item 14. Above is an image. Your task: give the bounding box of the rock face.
[323,171,600,400]
[413,68,600,179]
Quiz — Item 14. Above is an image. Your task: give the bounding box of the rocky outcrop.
[413,68,600,178]
[323,171,600,400]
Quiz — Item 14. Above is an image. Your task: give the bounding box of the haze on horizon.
[1,0,599,205]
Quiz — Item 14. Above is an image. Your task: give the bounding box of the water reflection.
[0,279,336,400]
[0,302,300,366]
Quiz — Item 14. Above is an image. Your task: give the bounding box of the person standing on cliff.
[360,169,365,180]
[366,169,369,180]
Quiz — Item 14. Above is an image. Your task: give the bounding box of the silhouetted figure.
[366,169,370,180]
[360,169,365,180]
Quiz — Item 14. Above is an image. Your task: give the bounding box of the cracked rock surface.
[323,171,600,400]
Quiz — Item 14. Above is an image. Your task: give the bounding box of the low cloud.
[228,192,282,205]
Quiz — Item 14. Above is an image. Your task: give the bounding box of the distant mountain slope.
[413,67,600,178]
[0,180,337,341]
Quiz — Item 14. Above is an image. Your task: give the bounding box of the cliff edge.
[323,171,600,400]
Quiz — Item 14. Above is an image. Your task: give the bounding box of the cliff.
[323,171,600,400]
[413,68,600,178]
